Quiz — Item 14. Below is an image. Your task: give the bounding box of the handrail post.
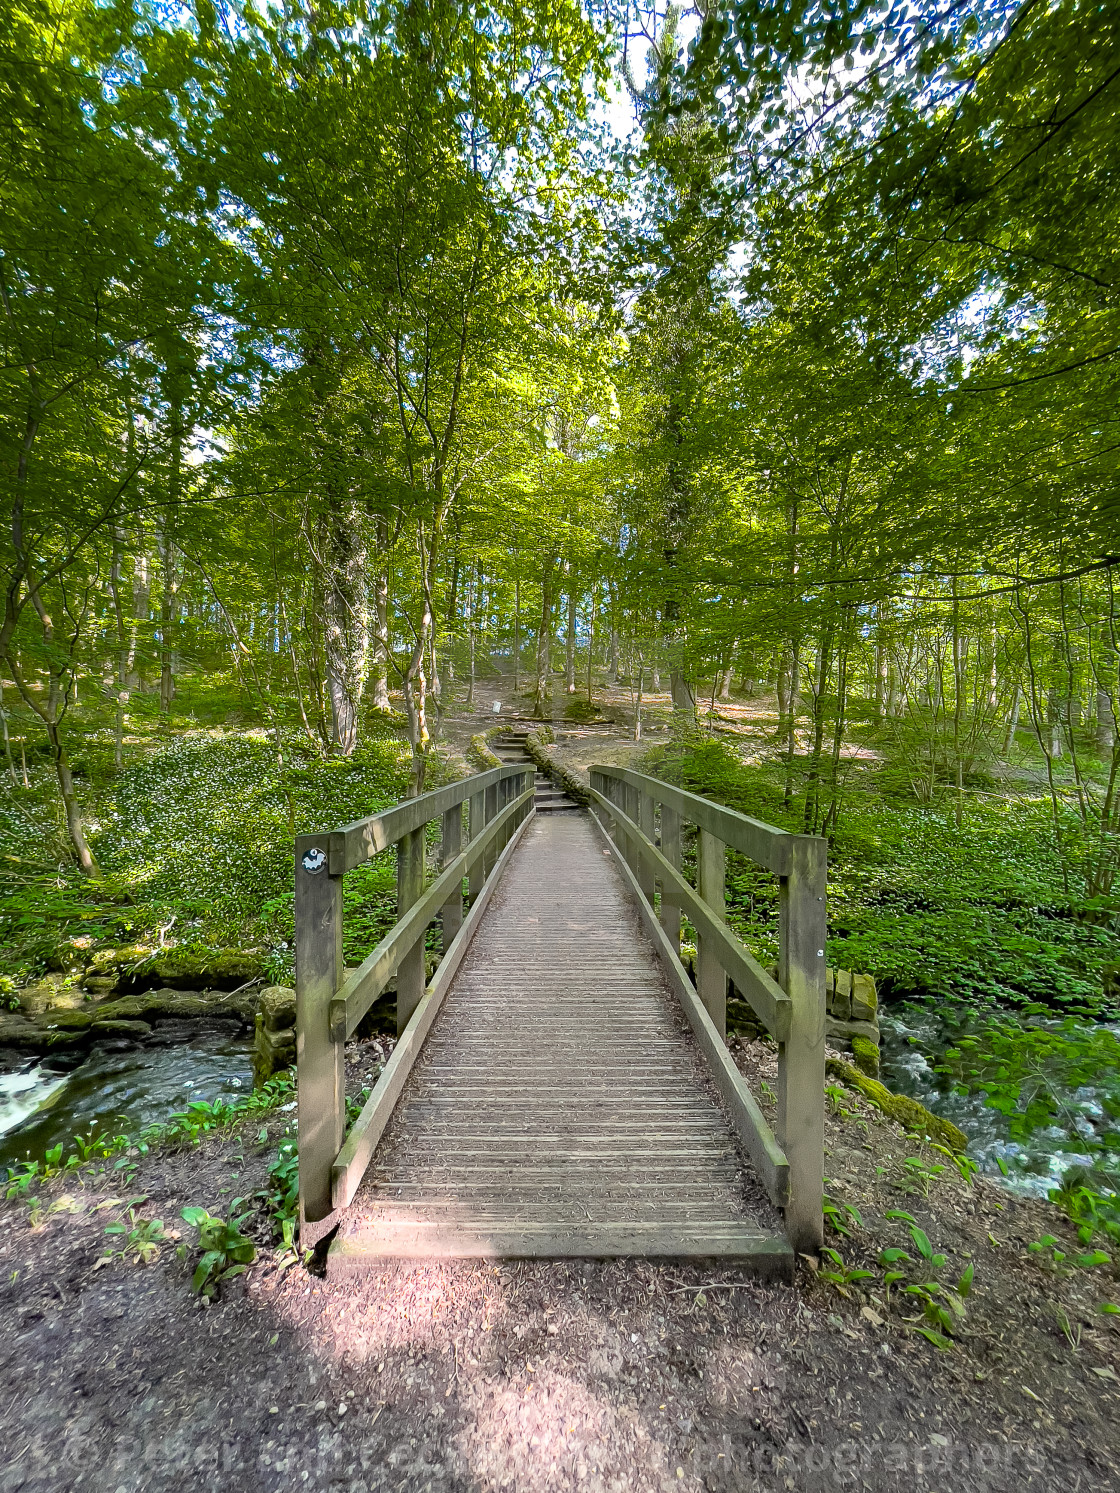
[777,834,827,1252]
[636,789,656,904]
[483,780,499,875]
[658,801,681,954]
[468,786,486,904]
[696,829,727,1039]
[440,803,463,950]
[623,781,639,873]
[295,832,345,1231]
[396,826,426,1033]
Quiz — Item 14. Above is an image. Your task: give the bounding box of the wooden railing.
[588,765,827,1252]
[295,764,535,1230]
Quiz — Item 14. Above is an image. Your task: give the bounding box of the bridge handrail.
[295,763,534,1230]
[589,764,827,1253]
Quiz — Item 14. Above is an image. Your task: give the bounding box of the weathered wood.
[777,834,828,1252]
[295,833,345,1230]
[697,828,727,1040]
[587,787,791,1042]
[396,827,426,1034]
[440,803,463,951]
[468,786,486,904]
[330,1224,793,1272]
[658,802,682,954]
[636,789,656,904]
[329,787,535,1042]
[328,765,526,874]
[593,813,790,1208]
[590,765,794,875]
[333,815,789,1271]
[483,781,499,876]
[331,808,536,1210]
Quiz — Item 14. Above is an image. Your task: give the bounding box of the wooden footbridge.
[295,736,827,1276]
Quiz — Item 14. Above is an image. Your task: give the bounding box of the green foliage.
[0,732,409,977]
[180,1207,257,1299]
[99,1208,166,1267]
[643,737,1120,1015]
[1027,1234,1112,1275]
[0,1074,295,1194]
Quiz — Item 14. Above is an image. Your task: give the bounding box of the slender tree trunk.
[586,587,596,704]
[513,575,521,694]
[109,527,129,768]
[370,513,391,711]
[534,564,554,718]
[1004,683,1021,754]
[130,551,149,690]
[0,681,14,781]
[466,563,477,710]
[323,497,369,755]
[565,585,577,694]
[719,641,738,700]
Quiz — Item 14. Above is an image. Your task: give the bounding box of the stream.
[2,998,1116,1211]
[0,1033,255,1176]
[879,998,1120,1201]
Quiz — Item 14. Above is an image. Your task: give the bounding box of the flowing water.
[878,1000,1120,1200]
[0,1033,254,1174]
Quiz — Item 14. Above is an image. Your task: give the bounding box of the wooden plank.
[334,813,788,1269]
[295,833,345,1230]
[328,765,527,874]
[331,806,536,1210]
[589,811,790,1208]
[328,786,535,1042]
[778,833,828,1253]
[590,765,798,875]
[587,786,791,1042]
[330,1224,792,1276]
[636,789,656,903]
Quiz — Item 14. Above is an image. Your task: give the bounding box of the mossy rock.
[141,948,263,991]
[90,1019,152,1039]
[258,985,296,1033]
[44,1010,95,1031]
[17,981,87,1018]
[826,1057,968,1153]
[851,1034,881,1078]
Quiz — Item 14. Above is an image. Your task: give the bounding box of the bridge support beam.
[778,835,828,1253]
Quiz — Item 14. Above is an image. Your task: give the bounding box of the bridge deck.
[330,813,790,1273]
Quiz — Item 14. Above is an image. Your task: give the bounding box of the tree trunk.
[323,497,369,755]
[534,565,554,718]
[370,514,391,711]
[1004,684,1021,754]
[130,551,149,690]
[1097,686,1117,753]
[513,576,521,693]
[565,585,577,694]
[719,641,738,700]
[109,527,130,769]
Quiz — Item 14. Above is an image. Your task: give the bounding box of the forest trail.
[331,813,789,1273]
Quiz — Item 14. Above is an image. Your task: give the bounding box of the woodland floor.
[1,1036,1117,1493]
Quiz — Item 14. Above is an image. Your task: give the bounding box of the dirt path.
[1,1035,1116,1493]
